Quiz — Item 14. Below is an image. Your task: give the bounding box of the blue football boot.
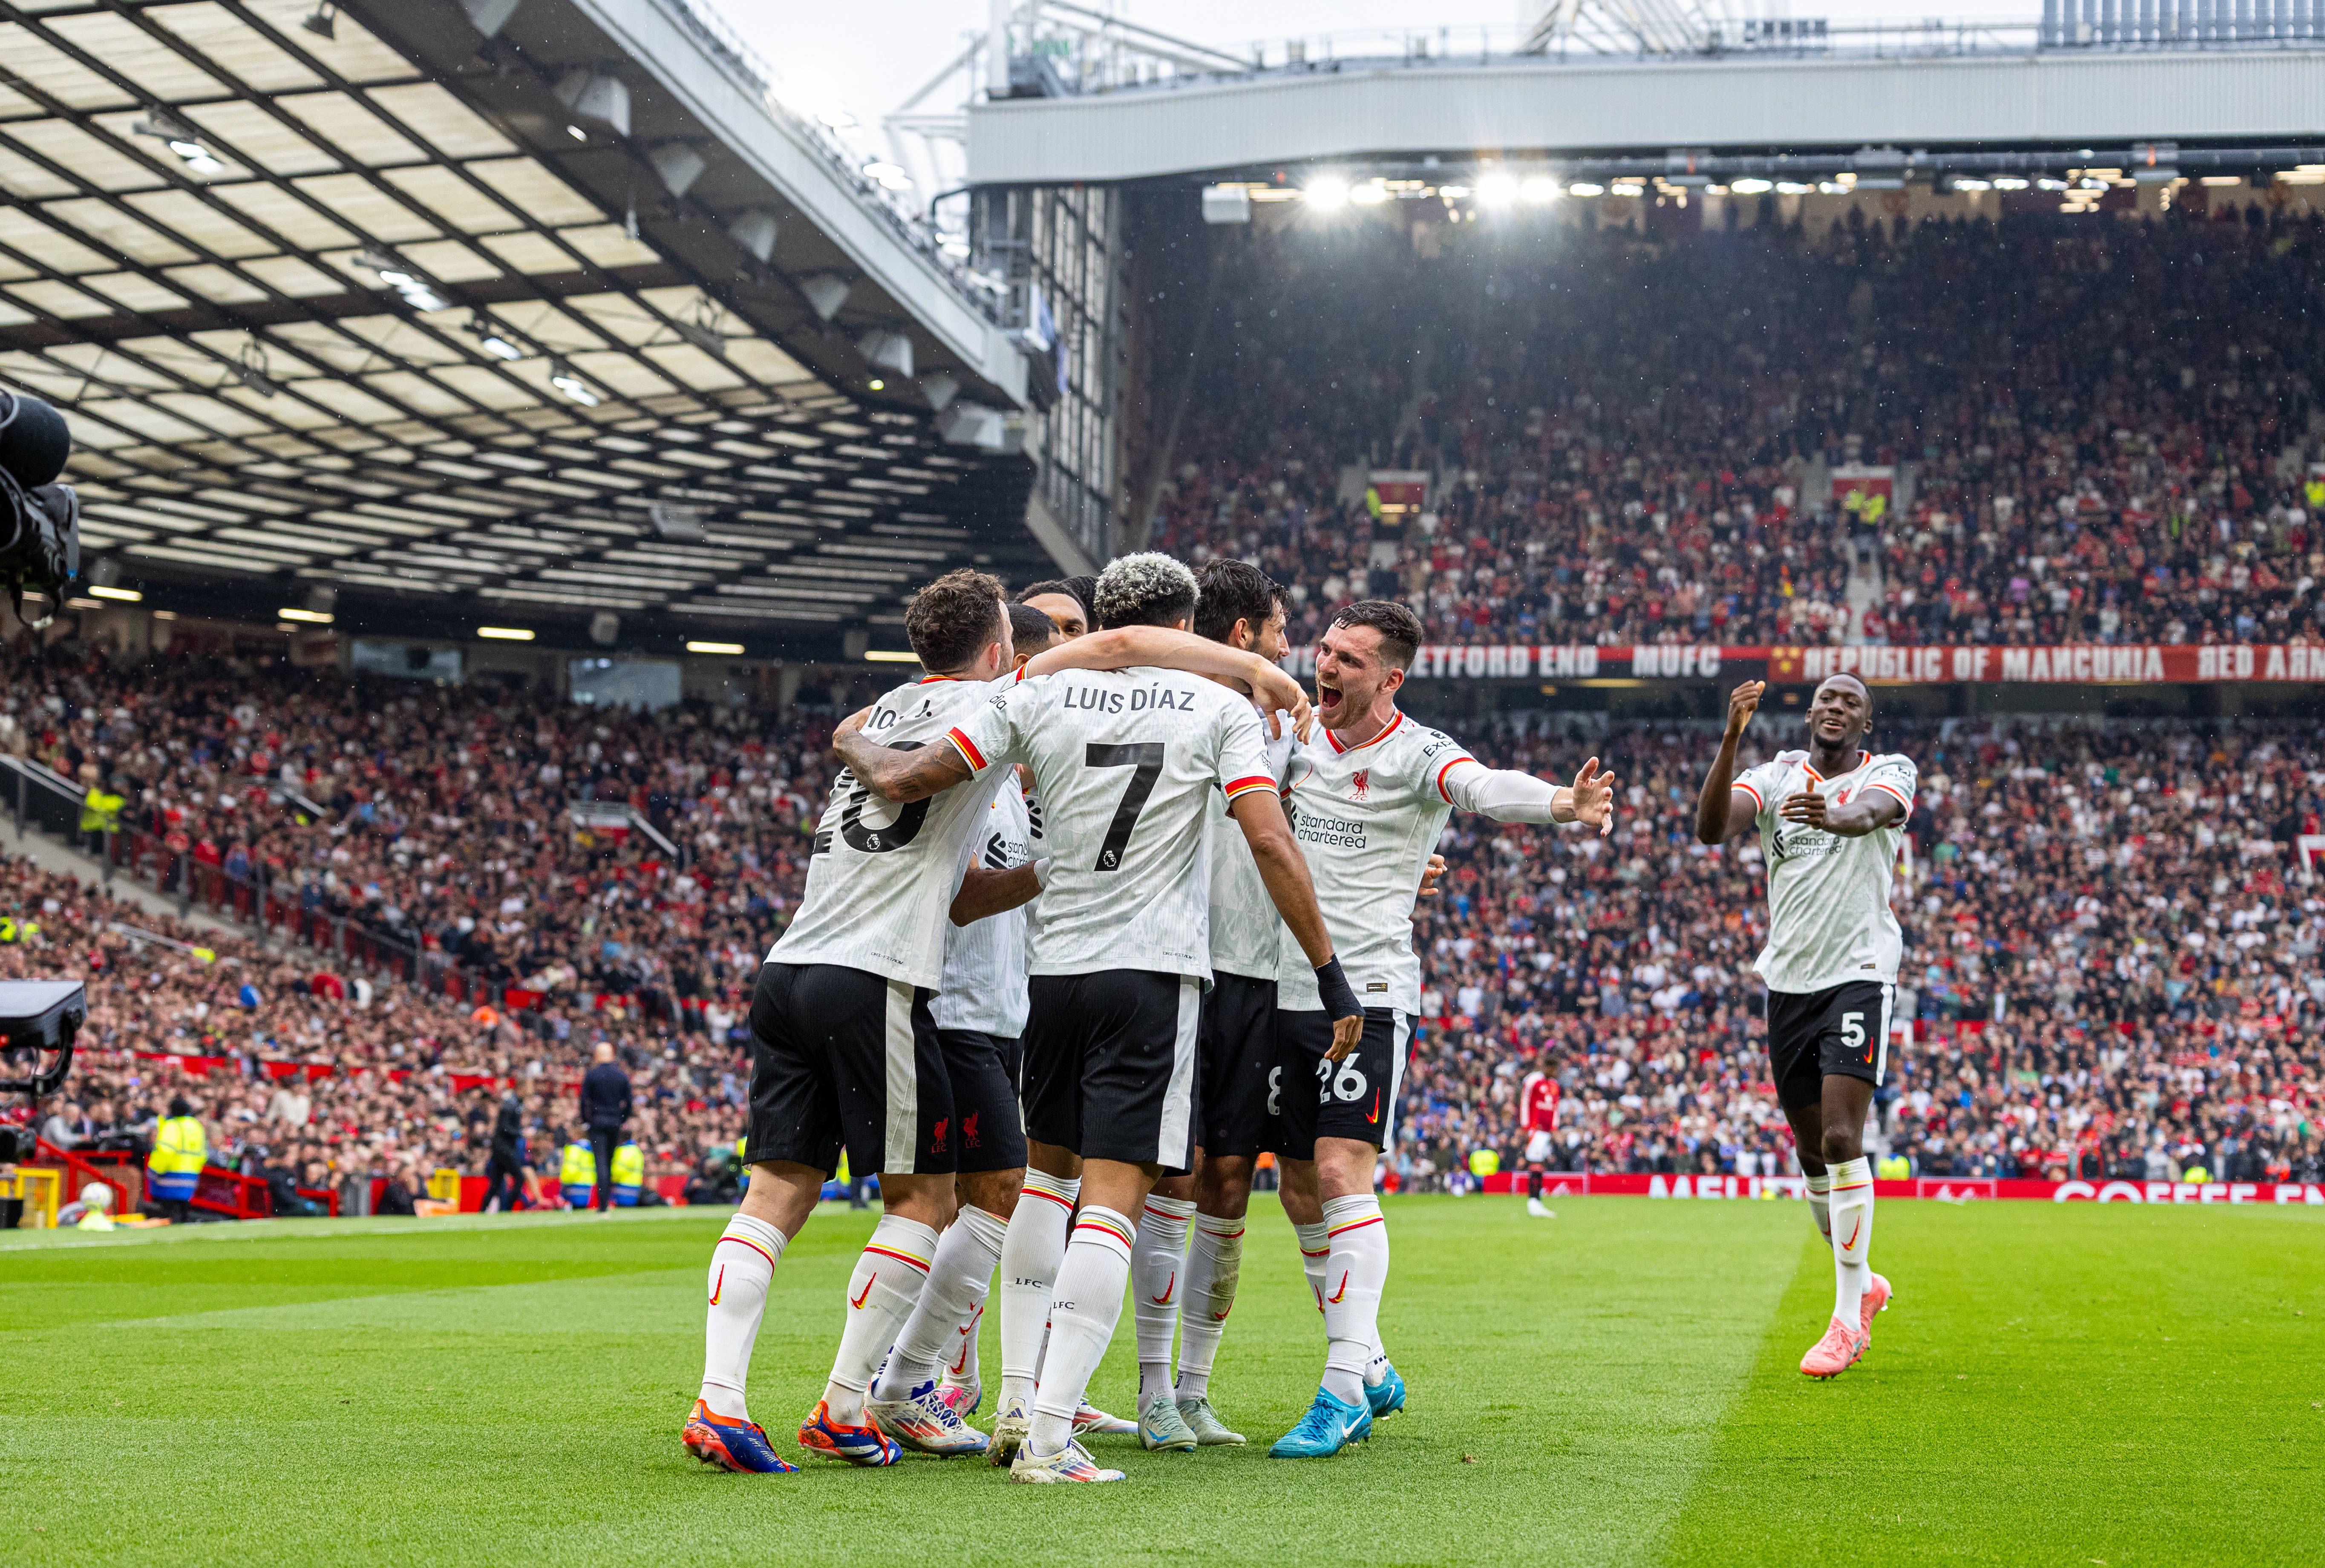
[1268,1387,1374,1458]
[1366,1361,1408,1419]
[683,1400,799,1473]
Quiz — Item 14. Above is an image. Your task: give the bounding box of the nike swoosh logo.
[1843,1217,1862,1251]
[1327,1271,1349,1305]
[1150,1270,1175,1306]
[709,1264,724,1307]
[1210,1308,1230,1321]
[1366,1090,1381,1125]
[850,1276,875,1309]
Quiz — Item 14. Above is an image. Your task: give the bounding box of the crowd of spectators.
[5,204,2324,1214]
[1394,712,2325,1189]
[7,634,2320,1204]
[1150,204,2325,653]
[0,639,808,1208]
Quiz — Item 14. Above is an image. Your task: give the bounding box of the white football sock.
[1806,1169,1833,1242]
[700,1214,786,1420]
[871,1204,1007,1402]
[1294,1219,1331,1319]
[1319,1195,1389,1406]
[820,1214,937,1424]
[1132,1194,1195,1407]
[1828,1157,1874,1325]
[1029,1206,1135,1458]
[940,1300,983,1392]
[1174,1212,1245,1402]
[997,1169,1078,1412]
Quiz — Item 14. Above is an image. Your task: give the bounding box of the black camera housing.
[0,979,84,1162]
[0,389,78,616]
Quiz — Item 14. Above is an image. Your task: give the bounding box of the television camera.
[0,388,79,621]
[0,979,84,1164]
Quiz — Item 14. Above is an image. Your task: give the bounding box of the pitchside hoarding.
[1479,1172,2325,1204]
[1285,643,2325,684]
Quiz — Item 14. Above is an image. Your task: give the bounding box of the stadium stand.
[1151,207,2325,652]
[5,208,2322,1214]
[6,643,2320,1206]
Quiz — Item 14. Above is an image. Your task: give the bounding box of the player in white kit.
[1695,673,1915,1378]
[836,554,1364,1484]
[861,604,1044,1443]
[1128,561,1450,1453]
[1267,601,1616,1459]
[683,572,1308,1475]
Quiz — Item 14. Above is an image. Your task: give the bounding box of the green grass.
[3,1195,2319,1566]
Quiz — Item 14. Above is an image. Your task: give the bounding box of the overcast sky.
[713,1,2032,129]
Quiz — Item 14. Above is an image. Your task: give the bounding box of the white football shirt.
[1274,711,1473,1014]
[1207,705,1296,983]
[1732,747,1918,995]
[933,777,1037,1038]
[946,667,1276,980]
[767,674,1006,988]
[1206,794,1279,982]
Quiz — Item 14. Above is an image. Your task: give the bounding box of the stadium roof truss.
[0,0,1025,642]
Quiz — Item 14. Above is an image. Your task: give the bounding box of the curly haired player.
[1697,673,1913,1379]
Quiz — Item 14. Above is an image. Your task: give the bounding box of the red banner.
[1476,1171,2325,1204]
[1286,642,2325,685]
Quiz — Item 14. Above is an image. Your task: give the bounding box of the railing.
[660,0,1000,319]
[1043,12,2320,97]
[32,1140,341,1221]
[7,755,462,1001]
[3,756,694,1035]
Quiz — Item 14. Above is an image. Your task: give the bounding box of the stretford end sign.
[1281,643,2325,684]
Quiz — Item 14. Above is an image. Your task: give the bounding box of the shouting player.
[1694,673,1913,1378]
[1129,560,1448,1452]
[683,570,1310,1475]
[837,553,1365,1484]
[1268,600,1616,1459]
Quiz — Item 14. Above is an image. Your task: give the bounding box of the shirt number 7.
[1085,742,1163,872]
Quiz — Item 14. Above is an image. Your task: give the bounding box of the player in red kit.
[1518,1067,1561,1219]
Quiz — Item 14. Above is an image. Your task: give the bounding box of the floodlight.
[549,360,601,407]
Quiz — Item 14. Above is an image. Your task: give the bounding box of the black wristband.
[1314,957,1363,1021]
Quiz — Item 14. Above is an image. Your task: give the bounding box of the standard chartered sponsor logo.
[1769,828,1844,861]
[1296,812,1367,849]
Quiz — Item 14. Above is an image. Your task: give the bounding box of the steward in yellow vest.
[611,1142,644,1207]
[559,1140,596,1209]
[146,1096,207,1214]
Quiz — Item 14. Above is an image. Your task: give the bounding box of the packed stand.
[1,640,834,1209]
[9,626,2322,1205]
[1150,205,2325,651]
[1394,712,2325,1189]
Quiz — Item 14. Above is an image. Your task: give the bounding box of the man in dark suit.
[579,1042,632,1214]
[484,1090,530,1212]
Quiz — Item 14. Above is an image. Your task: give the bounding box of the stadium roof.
[968,39,2325,187]
[0,0,1052,654]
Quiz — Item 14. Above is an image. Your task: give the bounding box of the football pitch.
[3,1196,2317,1567]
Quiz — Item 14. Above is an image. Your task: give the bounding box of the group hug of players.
[680,550,1916,1484]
